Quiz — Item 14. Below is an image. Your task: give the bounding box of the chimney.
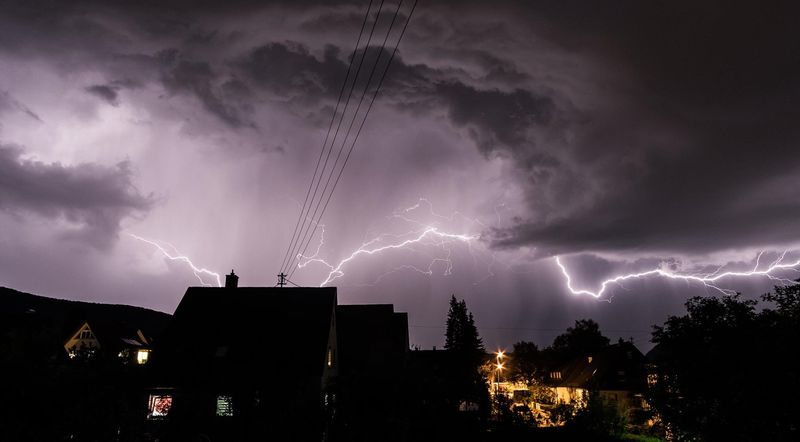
[225,270,239,288]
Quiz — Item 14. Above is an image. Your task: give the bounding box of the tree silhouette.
[441,295,488,423]
[508,341,540,384]
[551,319,610,359]
[444,295,483,353]
[648,286,800,440]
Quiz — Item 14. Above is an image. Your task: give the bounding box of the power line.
[280,0,378,273]
[282,0,388,275]
[287,0,404,277]
[288,0,417,280]
[284,0,393,275]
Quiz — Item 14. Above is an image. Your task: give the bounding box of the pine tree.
[444,295,484,353]
[443,295,488,419]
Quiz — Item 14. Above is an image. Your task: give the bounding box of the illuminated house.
[545,341,649,422]
[63,320,152,364]
[150,281,339,440]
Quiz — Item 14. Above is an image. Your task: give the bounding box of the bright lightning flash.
[128,233,222,287]
[555,251,800,299]
[299,227,480,287]
[295,199,487,287]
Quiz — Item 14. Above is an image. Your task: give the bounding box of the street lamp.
[494,349,505,397]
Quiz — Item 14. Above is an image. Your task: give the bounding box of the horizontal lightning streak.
[555,251,800,299]
[298,227,479,287]
[128,233,222,287]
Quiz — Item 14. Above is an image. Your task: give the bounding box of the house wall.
[554,386,586,405]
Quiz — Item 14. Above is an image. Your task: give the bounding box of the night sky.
[2,0,800,351]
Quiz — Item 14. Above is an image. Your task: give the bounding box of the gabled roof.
[553,342,647,392]
[65,320,149,352]
[157,286,337,381]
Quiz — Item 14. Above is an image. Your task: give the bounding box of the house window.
[513,389,532,401]
[550,371,562,380]
[147,395,173,419]
[136,349,150,365]
[216,395,234,417]
[327,347,335,368]
[79,329,93,340]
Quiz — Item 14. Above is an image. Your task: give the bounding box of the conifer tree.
[444,295,483,353]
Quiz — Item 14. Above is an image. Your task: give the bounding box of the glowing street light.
[494,349,506,398]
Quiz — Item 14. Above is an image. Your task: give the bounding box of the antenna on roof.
[277,272,287,288]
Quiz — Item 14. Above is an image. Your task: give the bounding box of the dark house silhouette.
[329,304,410,439]
[150,274,416,441]
[152,284,338,441]
[335,304,408,376]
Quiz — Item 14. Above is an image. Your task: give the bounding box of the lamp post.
[494,350,505,398]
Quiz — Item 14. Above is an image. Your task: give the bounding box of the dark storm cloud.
[480,0,800,256]
[236,39,555,147]
[161,55,255,128]
[85,84,120,106]
[432,82,553,155]
[3,0,800,260]
[0,145,154,248]
[241,42,347,101]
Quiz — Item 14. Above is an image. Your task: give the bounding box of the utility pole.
[277,272,287,287]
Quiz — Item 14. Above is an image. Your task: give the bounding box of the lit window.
[147,395,173,419]
[550,371,562,380]
[326,347,335,368]
[216,395,233,417]
[136,350,150,364]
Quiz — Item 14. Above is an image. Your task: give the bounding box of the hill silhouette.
[0,286,171,361]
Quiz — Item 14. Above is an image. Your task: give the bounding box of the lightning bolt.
[555,251,800,299]
[128,233,222,287]
[298,226,480,287]
[289,198,501,287]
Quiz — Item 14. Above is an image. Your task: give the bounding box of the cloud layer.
[0,145,154,247]
[2,0,799,349]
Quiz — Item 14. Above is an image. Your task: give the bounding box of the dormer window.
[79,329,93,340]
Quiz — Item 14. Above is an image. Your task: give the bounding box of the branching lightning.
[555,250,800,299]
[299,226,480,287]
[295,198,487,287]
[128,233,222,287]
